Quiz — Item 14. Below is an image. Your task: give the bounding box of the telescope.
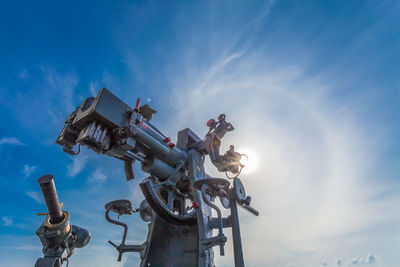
[35,175,90,267]
[53,88,258,266]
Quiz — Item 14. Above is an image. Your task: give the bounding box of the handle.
[201,184,225,256]
[124,161,135,181]
[241,205,259,216]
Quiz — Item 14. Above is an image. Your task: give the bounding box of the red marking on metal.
[135,98,141,110]
[187,184,191,191]
[207,119,215,127]
[163,137,171,143]
[192,201,199,209]
[168,142,175,148]
[140,121,148,130]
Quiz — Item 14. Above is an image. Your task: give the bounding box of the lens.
[82,97,96,112]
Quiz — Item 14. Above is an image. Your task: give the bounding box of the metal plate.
[233,178,246,204]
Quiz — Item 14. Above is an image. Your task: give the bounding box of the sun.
[238,148,258,174]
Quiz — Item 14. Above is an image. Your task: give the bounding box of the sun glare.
[238,148,258,174]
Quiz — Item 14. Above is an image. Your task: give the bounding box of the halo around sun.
[238,148,258,174]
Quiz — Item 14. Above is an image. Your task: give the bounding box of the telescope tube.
[134,124,187,166]
[37,175,64,224]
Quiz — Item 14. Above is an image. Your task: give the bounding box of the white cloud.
[67,155,89,177]
[42,66,78,114]
[29,67,80,129]
[88,168,107,183]
[26,191,43,203]
[161,41,395,266]
[0,137,24,146]
[23,164,37,178]
[89,80,100,96]
[88,70,120,99]
[98,2,399,266]
[2,216,13,226]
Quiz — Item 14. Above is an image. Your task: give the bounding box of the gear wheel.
[140,177,197,225]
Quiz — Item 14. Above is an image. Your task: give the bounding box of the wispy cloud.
[87,69,120,97]
[26,191,43,203]
[87,168,107,183]
[0,137,24,146]
[108,1,400,265]
[190,52,244,94]
[42,66,78,114]
[2,216,13,226]
[23,164,37,178]
[4,68,80,143]
[67,155,88,177]
[89,80,100,96]
[0,1,397,267]
[162,33,396,267]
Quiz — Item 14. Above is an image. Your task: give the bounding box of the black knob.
[244,196,251,206]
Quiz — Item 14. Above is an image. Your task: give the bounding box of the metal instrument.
[45,88,259,266]
[34,175,90,267]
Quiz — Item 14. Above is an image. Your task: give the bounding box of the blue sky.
[0,1,399,266]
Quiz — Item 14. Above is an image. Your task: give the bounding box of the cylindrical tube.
[134,126,187,167]
[37,175,64,224]
[241,205,259,216]
[141,157,180,181]
[230,199,245,266]
[126,150,146,163]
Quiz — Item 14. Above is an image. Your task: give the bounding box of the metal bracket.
[105,200,145,262]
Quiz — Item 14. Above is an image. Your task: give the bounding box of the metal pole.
[37,175,64,224]
[229,189,245,267]
[126,150,146,163]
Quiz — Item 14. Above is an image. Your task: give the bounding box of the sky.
[0,0,399,266]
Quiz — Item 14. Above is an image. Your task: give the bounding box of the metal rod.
[126,150,146,163]
[134,127,170,155]
[37,175,64,224]
[241,205,259,216]
[134,126,187,166]
[105,209,128,246]
[229,189,245,267]
[201,184,224,256]
[105,209,128,262]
